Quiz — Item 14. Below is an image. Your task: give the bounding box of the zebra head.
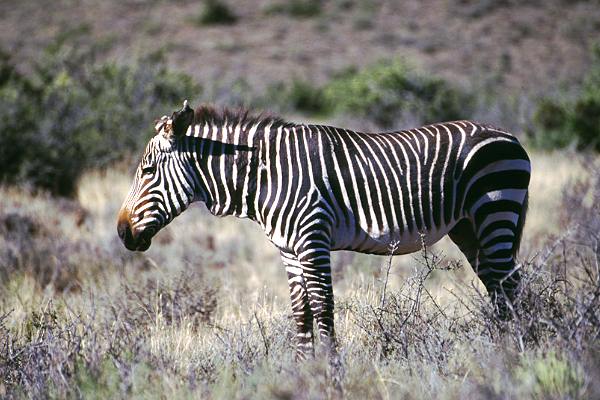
[117,101,196,251]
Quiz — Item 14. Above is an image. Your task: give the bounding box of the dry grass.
[525,151,590,240]
[1,150,599,399]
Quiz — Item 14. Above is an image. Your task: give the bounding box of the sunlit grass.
[1,150,598,398]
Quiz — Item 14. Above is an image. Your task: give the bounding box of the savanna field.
[1,1,600,399]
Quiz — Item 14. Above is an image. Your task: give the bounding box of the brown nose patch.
[117,207,132,227]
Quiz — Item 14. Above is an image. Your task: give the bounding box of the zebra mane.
[193,104,295,130]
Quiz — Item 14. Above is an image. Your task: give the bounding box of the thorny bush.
[344,173,600,378]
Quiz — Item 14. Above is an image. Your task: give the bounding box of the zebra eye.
[141,165,156,176]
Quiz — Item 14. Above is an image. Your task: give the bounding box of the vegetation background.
[1,0,599,398]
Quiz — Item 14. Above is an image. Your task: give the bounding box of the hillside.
[1,0,599,99]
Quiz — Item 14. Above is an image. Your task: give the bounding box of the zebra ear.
[171,100,194,137]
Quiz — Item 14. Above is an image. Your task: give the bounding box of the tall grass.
[1,153,599,399]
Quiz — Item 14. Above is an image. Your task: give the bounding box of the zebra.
[117,100,531,359]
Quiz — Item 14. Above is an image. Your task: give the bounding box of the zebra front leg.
[297,241,336,354]
[298,241,345,390]
[280,250,315,360]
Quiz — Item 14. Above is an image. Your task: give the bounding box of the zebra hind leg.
[471,191,528,319]
[448,218,480,271]
[449,217,519,319]
[448,219,513,314]
[280,250,315,360]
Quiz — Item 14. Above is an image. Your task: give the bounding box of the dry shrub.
[0,302,98,398]
[0,269,221,399]
[342,242,464,370]
[0,211,82,292]
[507,244,599,355]
[0,199,148,294]
[342,185,600,396]
[1,166,599,398]
[116,270,218,329]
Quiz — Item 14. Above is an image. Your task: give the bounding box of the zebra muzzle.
[117,220,153,252]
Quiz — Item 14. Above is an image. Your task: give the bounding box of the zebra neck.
[187,122,262,220]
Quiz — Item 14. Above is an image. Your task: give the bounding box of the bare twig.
[254,311,269,358]
[379,241,399,309]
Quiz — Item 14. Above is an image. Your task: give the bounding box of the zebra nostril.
[117,220,133,243]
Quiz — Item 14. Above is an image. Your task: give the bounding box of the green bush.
[272,60,473,128]
[0,42,200,196]
[529,45,600,151]
[195,0,237,26]
[267,79,329,115]
[516,352,585,399]
[323,60,472,127]
[264,0,322,18]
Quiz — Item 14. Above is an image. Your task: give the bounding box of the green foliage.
[265,0,323,18]
[194,0,238,26]
[529,45,600,151]
[75,359,122,400]
[0,41,199,196]
[267,79,329,115]
[516,352,585,399]
[273,60,473,128]
[324,60,473,127]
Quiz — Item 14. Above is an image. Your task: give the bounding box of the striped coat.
[118,102,530,358]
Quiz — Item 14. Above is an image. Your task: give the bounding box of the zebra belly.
[330,221,457,256]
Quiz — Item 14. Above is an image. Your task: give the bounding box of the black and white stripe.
[118,102,531,359]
